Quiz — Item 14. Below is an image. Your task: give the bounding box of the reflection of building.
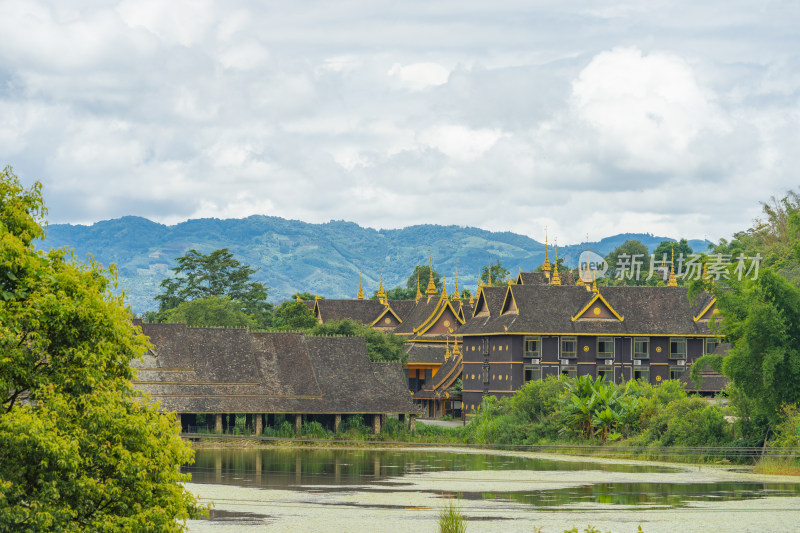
[305,242,724,420]
[132,322,418,433]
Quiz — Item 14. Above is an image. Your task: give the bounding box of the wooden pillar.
[294,414,302,434]
[255,414,263,435]
[372,413,381,434]
[334,414,342,433]
[215,414,223,433]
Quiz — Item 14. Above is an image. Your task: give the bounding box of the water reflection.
[183,448,800,509]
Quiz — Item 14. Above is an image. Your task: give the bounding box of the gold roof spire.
[452,337,461,357]
[425,257,438,296]
[592,270,598,293]
[667,244,678,287]
[550,239,562,285]
[443,336,451,361]
[576,234,587,287]
[415,271,422,302]
[314,292,320,300]
[356,269,364,300]
[296,294,302,302]
[440,275,448,300]
[452,270,461,301]
[377,267,387,303]
[542,227,552,276]
[469,284,475,305]
[477,266,484,288]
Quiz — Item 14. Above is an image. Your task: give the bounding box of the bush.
[438,500,466,533]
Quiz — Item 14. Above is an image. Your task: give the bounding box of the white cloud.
[388,62,451,91]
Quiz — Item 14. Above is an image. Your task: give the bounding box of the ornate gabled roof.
[571,292,624,321]
[369,306,403,328]
[133,324,417,415]
[458,285,717,336]
[313,299,386,324]
[390,300,419,321]
[393,298,441,335]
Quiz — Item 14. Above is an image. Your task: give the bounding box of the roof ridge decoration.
[425,256,438,297]
[469,283,475,305]
[472,286,489,318]
[667,244,678,287]
[444,337,451,361]
[415,271,422,302]
[693,296,718,322]
[500,284,519,315]
[452,270,461,301]
[357,269,364,300]
[377,267,387,303]
[369,305,403,328]
[296,294,302,302]
[413,298,465,336]
[550,238,562,285]
[571,291,624,322]
[542,227,551,278]
[440,274,448,300]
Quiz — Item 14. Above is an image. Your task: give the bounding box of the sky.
[1,1,798,244]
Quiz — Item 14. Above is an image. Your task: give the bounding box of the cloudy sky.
[2,1,798,243]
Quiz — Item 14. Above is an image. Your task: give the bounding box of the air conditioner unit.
[561,361,570,367]
[531,359,540,365]
[634,360,642,366]
[678,360,686,366]
[605,359,613,365]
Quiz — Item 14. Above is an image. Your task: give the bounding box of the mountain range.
[40,215,710,313]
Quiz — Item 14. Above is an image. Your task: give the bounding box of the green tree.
[312,319,407,363]
[652,239,693,284]
[604,240,650,285]
[406,264,441,291]
[692,269,800,429]
[155,248,271,327]
[0,167,200,530]
[164,295,255,328]
[273,300,318,330]
[481,259,510,286]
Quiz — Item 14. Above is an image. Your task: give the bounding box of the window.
[561,336,577,359]
[524,336,541,359]
[670,366,686,380]
[596,365,613,380]
[524,365,541,382]
[482,338,489,355]
[634,338,649,359]
[481,363,489,384]
[705,338,720,354]
[560,365,577,379]
[670,337,687,359]
[597,337,614,359]
[633,367,650,382]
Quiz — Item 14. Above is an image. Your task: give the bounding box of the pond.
[184,447,800,533]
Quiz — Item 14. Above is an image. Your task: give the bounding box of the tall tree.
[155,248,271,327]
[0,167,200,530]
[652,239,694,284]
[406,264,441,291]
[482,259,510,286]
[604,240,650,285]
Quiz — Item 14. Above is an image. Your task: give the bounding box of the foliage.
[438,499,466,533]
[769,405,800,449]
[0,166,200,531]
[559,376,640,442]
[406,264,441,291]
[693,269,800,426]
[652,239,693,285]
[312,319,407,363]
[154,248,271,327]
[604,240,650,285]
[481,259,510,286]
[163,295,256,328]
[272,300,318,330]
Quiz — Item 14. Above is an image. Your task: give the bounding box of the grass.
[438,499,466,533]
[753,456,800,476]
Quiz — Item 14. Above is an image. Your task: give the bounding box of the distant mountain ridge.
[40,215,709,313]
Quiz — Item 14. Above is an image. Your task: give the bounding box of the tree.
[164,295,255,328]
[604,240,649,285]
[406,265,441,291]
[481,259,510,286]
[272,300,318,330]
[691,269,800,429]
[0,167,200,530]
[652,239,693,284]
[311,319,407,363]
[155,248,271,327]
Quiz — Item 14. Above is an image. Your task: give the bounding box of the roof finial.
[426,256,438,297]
[314,292,320,300]
[469,284,475,304]
[667,244,678,287]
[357,269,364,300]
[415,271,422,302]
[592,270,598,293]
[444,336,451,361]
[542,226,552,277]
[487,257,493,286]
[452,337,461,356]
[296,294,302,302]
[440,274,448,300]
[550,238,562,285]
[452,270,461,301]
[377,267,387,302]
[477,266,484,288]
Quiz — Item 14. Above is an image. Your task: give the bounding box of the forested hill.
[40,215,708,313]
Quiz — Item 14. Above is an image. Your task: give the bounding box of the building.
[132,323,419,433]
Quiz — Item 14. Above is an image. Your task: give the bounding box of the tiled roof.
[406,343,447,364]
[681,343,731,392]
[389,300,419,321]
[393,297,442,335]
[315,299,386,324]
[459,285,715,336]
[133,324,417,414]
